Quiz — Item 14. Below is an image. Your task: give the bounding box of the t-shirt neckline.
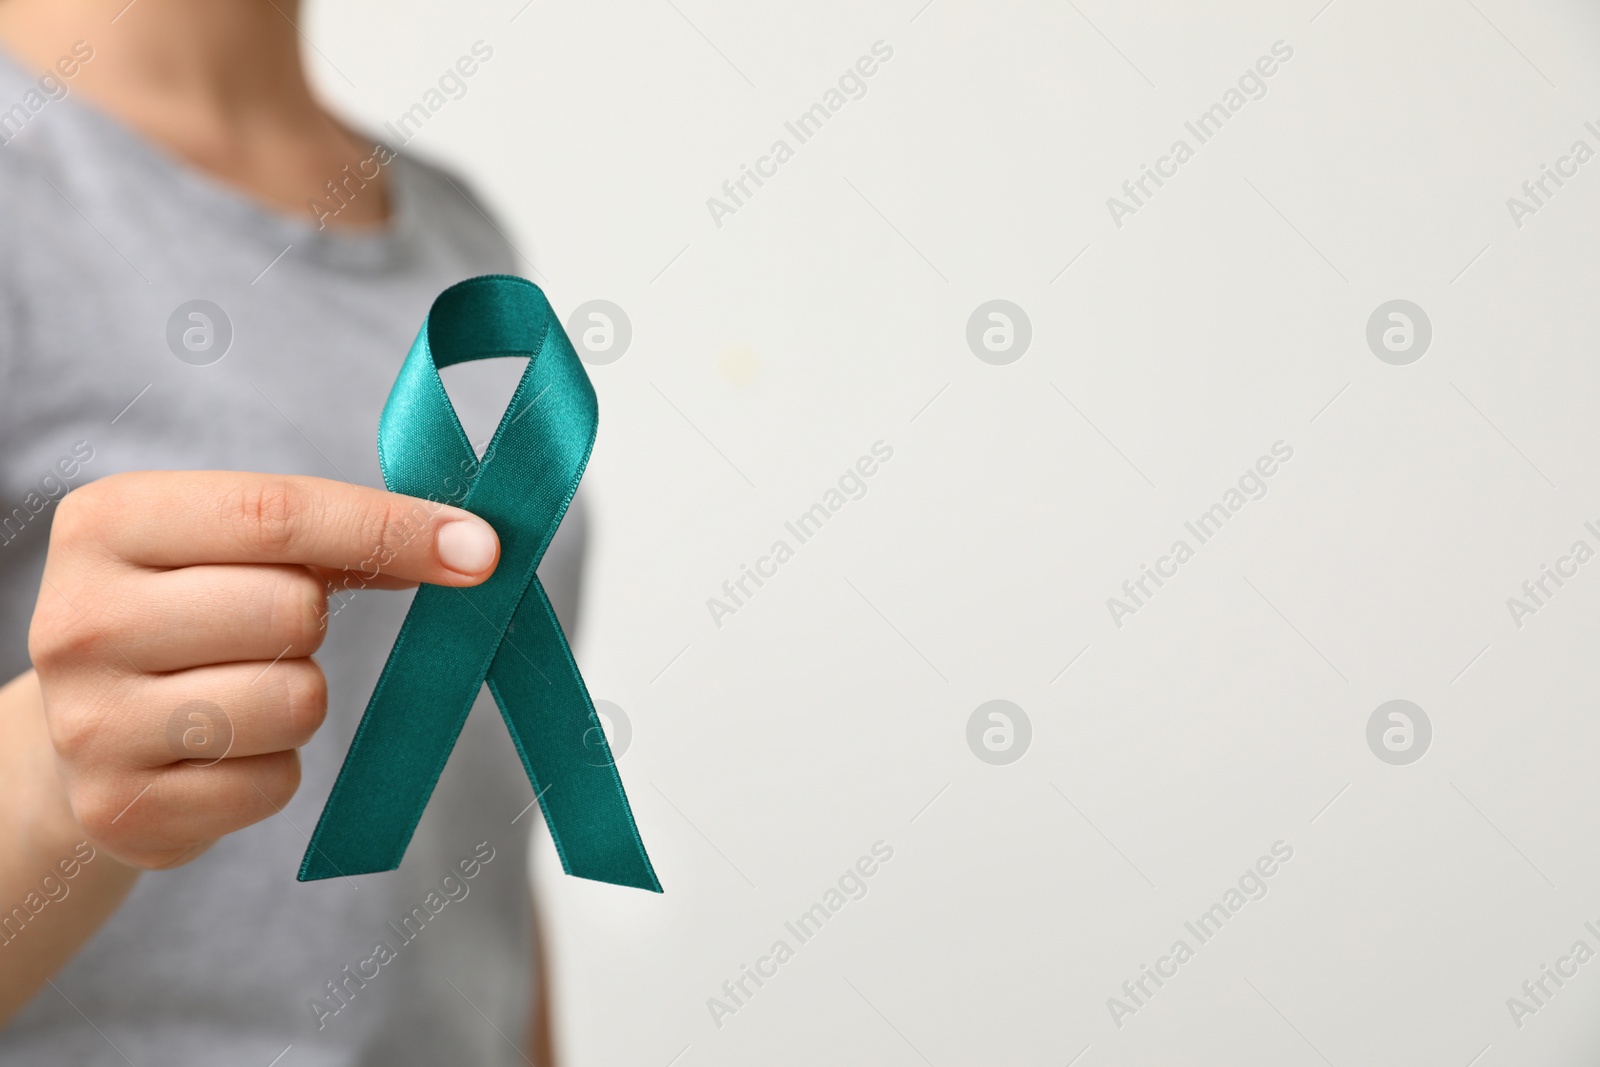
[0,40,419,271]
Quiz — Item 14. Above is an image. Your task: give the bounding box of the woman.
[0,0,572,1062]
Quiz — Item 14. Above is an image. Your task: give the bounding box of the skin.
[0,5,559,1061]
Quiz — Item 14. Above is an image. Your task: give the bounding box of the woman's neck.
[0,0,391,228]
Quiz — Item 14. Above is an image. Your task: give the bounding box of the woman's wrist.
[6,672,84,857]
[1,669,138,910]
[0,670,140,1025]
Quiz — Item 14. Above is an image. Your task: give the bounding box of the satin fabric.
[299,275,659,892]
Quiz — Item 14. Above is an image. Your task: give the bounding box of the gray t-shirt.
[0,48,581,1066]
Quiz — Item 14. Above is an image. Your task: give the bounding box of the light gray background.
[307,1,1600,1063]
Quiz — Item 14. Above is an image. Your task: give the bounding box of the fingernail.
[437,518,498,576]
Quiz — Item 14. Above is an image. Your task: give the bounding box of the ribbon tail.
[298,583,497,881]
[486,577,661,892]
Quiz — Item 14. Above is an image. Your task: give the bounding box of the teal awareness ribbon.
[299,275,660,892]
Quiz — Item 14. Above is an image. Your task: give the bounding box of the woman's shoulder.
[384,146,520,273]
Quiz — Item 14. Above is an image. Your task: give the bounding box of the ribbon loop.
[299,275,660,892]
